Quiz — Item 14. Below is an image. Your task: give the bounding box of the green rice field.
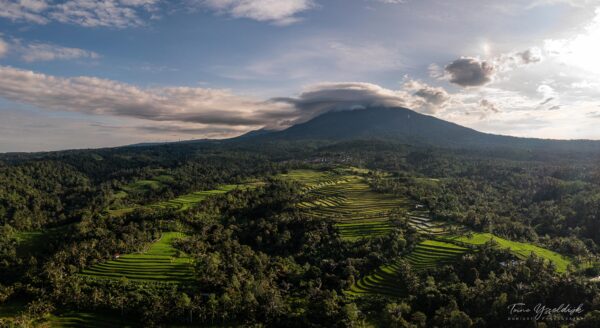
[81,232,194,283]
[349,240,471,297]
[445,232,572,273]
[110,181,262,215]
[280,170,415,240]
[151,184,240,211]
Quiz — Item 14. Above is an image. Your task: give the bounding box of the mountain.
[237,107,600,153]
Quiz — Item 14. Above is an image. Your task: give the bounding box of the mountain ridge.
[233,107,600,153]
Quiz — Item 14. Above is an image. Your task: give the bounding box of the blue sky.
[1,0,600,151]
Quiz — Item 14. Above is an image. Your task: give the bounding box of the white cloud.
[0,0,158,28]
[0,0,49,24]
[198,0,315,25]
[371,0,407,3]
[544,8,600,74]
[50,0,159,28]
[527,0,595,9]
[17,41,100,62]
[537,84,556,99]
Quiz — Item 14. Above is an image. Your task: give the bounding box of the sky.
[1,0,600,152]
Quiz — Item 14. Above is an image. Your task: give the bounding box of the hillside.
[237,107,600,153]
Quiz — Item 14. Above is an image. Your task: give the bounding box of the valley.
[2,129,600,326]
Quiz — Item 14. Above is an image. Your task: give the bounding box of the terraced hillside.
[350,232,576,298]
[151,183,248,211]
[81,232,194,283]
[406,240,471,270]
[406,208,458,236]
[446,233,572,273]
[349,240,471,297]
[279,169,350,190]
[280,170,413,240]
[110,181,262,215]
[283,169,576,298]
[280,169,454,240]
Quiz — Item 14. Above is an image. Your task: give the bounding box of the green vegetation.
[406,209,457,236]
[348,260,409,298]
[3,139,600,327]
[350,240,471,297]
[282,170,412,240]
[14,226,67,257]
[407,240,472,271]
[110,181,262,215]
[47,311,136,328]
[278,169,340,188]
[151,182,261,211]
[122,179,164,193]
[120,174,176,194]
[81,232,194,283]
[14,231,45,256]
[446,232,572,273]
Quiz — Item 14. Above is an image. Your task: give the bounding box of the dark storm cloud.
[445,57,495,87]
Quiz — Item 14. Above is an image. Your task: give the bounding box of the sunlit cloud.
[195,0,315,25]
[544,8,600,75]
[0,65,295,129]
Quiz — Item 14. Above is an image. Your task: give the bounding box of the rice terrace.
[81,232,194,284]
[6,2,600,326]
[278,168,580,299]
[2,162,591,327]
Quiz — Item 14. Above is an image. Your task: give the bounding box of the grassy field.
[349,240,471,297]
[445,233,572,273]
[81,232,194,283]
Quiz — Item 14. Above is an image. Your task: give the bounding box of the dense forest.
[1,140,600,327]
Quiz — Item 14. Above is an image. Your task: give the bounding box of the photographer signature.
[508,303,584,321]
